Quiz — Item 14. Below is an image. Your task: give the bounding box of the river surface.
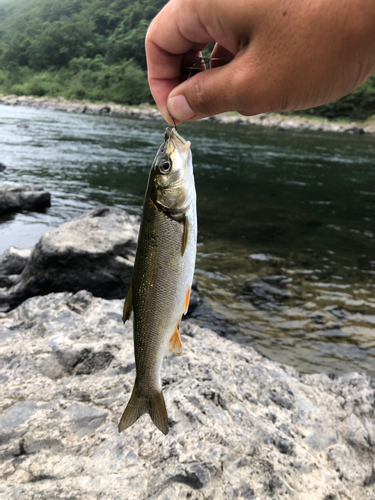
[1,104,374,375]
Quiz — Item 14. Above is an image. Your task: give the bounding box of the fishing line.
[172,116,178,131]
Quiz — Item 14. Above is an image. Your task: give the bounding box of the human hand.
[145,0,375,125]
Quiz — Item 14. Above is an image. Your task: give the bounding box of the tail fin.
[118,387,169,435]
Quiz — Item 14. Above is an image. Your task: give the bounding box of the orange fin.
[182,216,189,256]
[168,323,182,355]
[123,282,133,323]
[183,286,191,315]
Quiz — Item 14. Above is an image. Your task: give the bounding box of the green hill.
[0,0,374,119]
[0,0,167,103]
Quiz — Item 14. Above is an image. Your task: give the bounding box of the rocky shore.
[0,185,51,216]
[0,207,201,314]
[0,206,374,499]
[0,291,374,500]
[0,207,139,312]
[1,93,375,135]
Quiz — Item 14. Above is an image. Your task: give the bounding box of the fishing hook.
[168,57,222,126]
[186,57,222,79]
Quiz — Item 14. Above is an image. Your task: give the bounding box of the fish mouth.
[164,127,191,155]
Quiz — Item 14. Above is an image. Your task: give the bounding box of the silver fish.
[119,127,197,435]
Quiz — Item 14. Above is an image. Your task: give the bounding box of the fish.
[118,127,197,435]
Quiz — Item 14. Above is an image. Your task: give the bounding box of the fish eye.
[159,160,172,174]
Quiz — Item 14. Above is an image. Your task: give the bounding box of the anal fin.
[123,282,133,323]
[168,322,182,354]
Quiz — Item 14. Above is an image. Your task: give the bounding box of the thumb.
[167,59,250,122]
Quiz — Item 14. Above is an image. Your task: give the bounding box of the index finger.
[145,0,212,122]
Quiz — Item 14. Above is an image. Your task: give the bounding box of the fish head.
[149,128,195,216]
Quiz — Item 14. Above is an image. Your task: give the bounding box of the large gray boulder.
[0,185,51,214]
[0,207,139,311]
[0,291,373,499]
[0,207,202,315]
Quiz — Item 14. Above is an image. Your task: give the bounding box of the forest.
[0,0,375,120]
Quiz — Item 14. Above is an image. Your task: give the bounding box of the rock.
[209,112,371,135]
[189,280,202,314]
[0,162,6,172]
[0,185,51,215]
[0,94,162,120]
[0,207,203,316]
[98,105,111,115]
[0,291,373,499]
[0,207,139,311]
[0,246,32,276]
[0,246,32,288]
[243,275,292,307]
[1,94,374,135]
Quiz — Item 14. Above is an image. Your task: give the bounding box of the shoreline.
[1,93,375,134]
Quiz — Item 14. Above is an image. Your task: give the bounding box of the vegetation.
[301,76,375,122]
[0,0,374,119]
[0,0,167,103]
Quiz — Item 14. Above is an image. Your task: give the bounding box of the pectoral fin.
[168,322,182,354]
[183,286,191,315]
[123,282,133,323]
[182,216,190,256]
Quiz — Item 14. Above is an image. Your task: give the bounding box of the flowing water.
[1,104,374,375]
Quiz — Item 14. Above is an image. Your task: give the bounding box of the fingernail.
[167,95,195,122]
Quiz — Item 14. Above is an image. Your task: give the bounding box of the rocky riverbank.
[0,291,374,499]
[0,207,374,499]
[0,207,139,312]
[1,93,375,135]
[0,207,201,314]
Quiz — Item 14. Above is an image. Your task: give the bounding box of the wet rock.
[0,162,6,172]
[243,275,291,307]
[188,280,202,314]
[0,246,32,289]
[98,105,111,115]
[0,292,373,499]
[0,246,32,276]
[0,207,139,311]
[248,253,277,262]
[0,185,51,215]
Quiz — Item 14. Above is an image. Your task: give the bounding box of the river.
[1,104,374,375]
